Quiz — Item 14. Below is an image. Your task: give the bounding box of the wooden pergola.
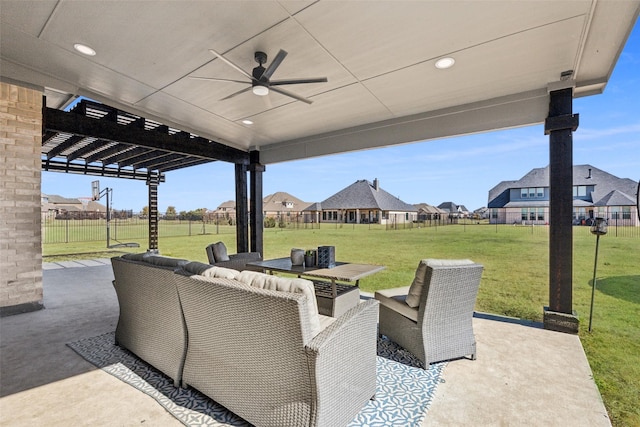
[42,99,264,255]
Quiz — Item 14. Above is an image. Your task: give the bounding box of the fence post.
[65,218,69,243]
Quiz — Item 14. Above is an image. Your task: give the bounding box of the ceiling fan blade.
[270,77,328,86]
[208,49,254,80]
[269,86,313,104]
[220,86,252,101]
[190,76,248,84]
[262,49,288,80]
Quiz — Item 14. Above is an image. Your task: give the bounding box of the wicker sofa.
[111,253,189,386]
[110,254,379,427]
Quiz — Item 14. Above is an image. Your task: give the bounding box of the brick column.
[0,82,44,316]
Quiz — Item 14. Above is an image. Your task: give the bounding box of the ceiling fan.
[191,49,328,104]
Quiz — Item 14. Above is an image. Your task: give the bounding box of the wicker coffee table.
[246,258,385,317]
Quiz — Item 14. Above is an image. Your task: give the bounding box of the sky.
[41,23,640,214]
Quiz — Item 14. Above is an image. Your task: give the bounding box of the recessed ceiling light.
[435,57,455,69]
[74,43,96,56]
[242,119,254,125]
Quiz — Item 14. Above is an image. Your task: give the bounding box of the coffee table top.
[246,257,385,282]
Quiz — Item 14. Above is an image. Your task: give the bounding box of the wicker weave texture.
[176,273,379,427]
[378,263,483,366]
[110,257,187,386]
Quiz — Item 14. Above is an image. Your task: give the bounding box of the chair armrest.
[305,299,379,426]
[228,252,262,261]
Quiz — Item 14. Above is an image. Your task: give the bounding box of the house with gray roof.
[487,164,638,226]
[309,179,417,225]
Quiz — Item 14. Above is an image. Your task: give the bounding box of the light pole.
[588,217,607,332]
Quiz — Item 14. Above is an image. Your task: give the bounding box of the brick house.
[307,179,417,225]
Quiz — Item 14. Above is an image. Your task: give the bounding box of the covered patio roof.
[2,1,638,163]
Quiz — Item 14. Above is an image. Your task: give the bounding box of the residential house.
[437,202,470,218]
[414,203,447,221]
[310,179,417,225]
[211,200,237,221]
[263,192,312,220]
[487,164,638,226]
[41,194,106,219]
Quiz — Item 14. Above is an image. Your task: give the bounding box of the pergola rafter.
[41,99,263,254]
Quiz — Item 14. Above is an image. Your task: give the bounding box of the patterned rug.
[68,332,445,427]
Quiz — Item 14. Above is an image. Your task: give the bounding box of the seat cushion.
[211,242,230,262]
[375,286,418,322]
[405,259,475,308]
[237,270,321,336]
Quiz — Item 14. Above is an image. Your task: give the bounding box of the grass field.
[43,225,639,426]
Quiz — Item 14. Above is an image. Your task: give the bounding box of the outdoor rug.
[68,332,445,427]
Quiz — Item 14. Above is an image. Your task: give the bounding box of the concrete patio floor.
[0,260,610,426]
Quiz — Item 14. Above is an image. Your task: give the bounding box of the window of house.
[521,188,528,198]
[491,209,498,219]
[537,188,544,197]
[611,207,620,219]
[537,208,545,221]
[573,186,587,197]
[622,206,631,219]
[529,210,536,220]
[521,209,528,221]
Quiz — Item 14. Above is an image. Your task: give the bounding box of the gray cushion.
[211,242,230,262]
[121,252,151,262]
[405,259,475,308]
[145,255,189,268]
[181,261,240,279]
[182,261,214,275]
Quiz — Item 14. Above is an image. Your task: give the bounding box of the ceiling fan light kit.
[194,49,328,104]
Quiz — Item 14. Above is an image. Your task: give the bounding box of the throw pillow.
[237,270,321,336]
[211,242,230,262]
[405,258,475,308]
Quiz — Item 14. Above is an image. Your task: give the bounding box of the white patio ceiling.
[1,1,638,164]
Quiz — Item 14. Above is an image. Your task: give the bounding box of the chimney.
[373,178,379,191]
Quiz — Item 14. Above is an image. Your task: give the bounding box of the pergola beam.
[44,107,249,165]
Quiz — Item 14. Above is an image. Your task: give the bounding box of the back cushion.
[405,259,475,308]
[211,242,230,262]
[121,252,151,262]
[182,261,240,279]
[237,270,321,336]
[144,255,189,268]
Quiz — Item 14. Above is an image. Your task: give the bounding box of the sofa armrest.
[305,299,379,426]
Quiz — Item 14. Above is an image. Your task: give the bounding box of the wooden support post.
[249,150,265,257]
[147,176,160,252]
[235,163,249,253]
[544,81,579,333]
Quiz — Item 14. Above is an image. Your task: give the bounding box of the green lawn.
[43,224,640,426]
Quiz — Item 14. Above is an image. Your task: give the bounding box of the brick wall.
[0,82,44,315]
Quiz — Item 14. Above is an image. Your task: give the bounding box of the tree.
[166,206,176,220]
[141,206,149,217]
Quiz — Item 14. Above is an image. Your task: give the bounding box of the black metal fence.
[42,210,639,244]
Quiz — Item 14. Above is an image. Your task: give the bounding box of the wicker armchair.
[205,241,262,271]
[375,259,483,366]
